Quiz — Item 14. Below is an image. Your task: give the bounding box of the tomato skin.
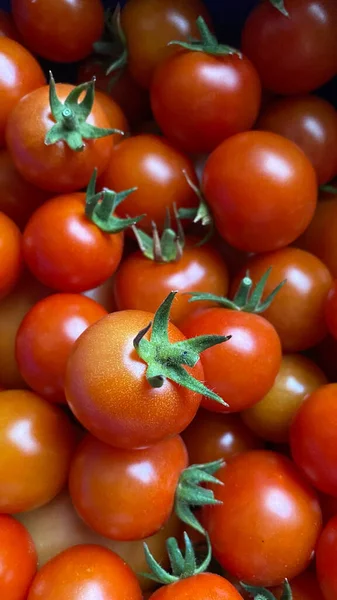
[98,134,198,232]
[114,243,229,327]
[271,571,325,600]
[23,193,124,292]
[12,0,104,63]
[0,37,45,148]
[241,0,337,94]
[0,515,37,600]
[182,409,263,465]
[232,248,332,352]
[203,131,317,253]
[149,573,244,600]
[27,544,143,600]
[69,434,187,540]
[256,95,337,185]
[95,90,129,143]
[16,294,107,404]
[0,389,76,513]
[6,84,113,194]
[299,199,337,279]
[0,212,23,300]
[203,450,322,587]
[242,354,327,443]
[151,51,261,154]
[316,515,337,600]
[180,308,282,413]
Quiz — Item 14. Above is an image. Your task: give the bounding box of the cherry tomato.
[316,515,337,600]
[0,389,76,513]
[6,83,113,193]
[203,450,322,587]
[256,94,337,185]
[299,199,337,278]
[242,354,327,443]
[16,294,107,404]
[22,193,124,292]
[98,134,198,232]
[180,307,282,413]
[0,515,37,600]
[27,544,143,600]
[0,37,45,147]
[232,248,332,352]
[95,90,129,143]
[0,9,20,40]
[241,0,337,94]
[182,408,263,465]
[149,573,244,600]
[120,0,212,89]
[202,131,317,253]
[151,50,261,154]
[12,0,104,63]
[65,310,204,449]
[291,383,337,497]
[0,212,22,300]
[271,571,324,600]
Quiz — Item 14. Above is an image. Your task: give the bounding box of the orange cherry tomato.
[0,514,37,600]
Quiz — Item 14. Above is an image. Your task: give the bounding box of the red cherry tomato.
[299,199,337,279]
[316,515,337,600]
[149,573,244,600]
[12,0,104,63]
[241,0,337,94]
[232,248,332,352]
[271,571,324,600]
[0,515,37,600]
[0,212,22,301]
[6,84,113,193]
[98,134,198,232]
[203,450,322,587]
[0,37,45,147]
[27,544,143,600]
[202,131,317,253]
[256,94,337,185]
[16,294,107,404]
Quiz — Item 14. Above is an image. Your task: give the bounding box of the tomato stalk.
[177,171,213,245]
[168,16,242,58]
[132,206,185,262]
[241,579,292,600]
[94,5,129,77]
[269,0,289,17]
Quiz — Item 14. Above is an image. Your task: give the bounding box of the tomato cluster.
[0,0,337,599]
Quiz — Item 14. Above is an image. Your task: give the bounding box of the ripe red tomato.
[0,212,22,300]
[69,433,187,540]
[98,134,198,232]
[232,248,332,352]
[22,193,124,292]
[256,94,337,185]
[16,294,107,404]
[0,515,37,600]
[12,0,104,63]
[65,310,204,449]
[202,131,317,253]
[151,50,261,154]
[299,199,337,278]
[203,450,322,587]
[290,383,337,497]
[271,571,325,600]
[180,307,282,413]
[182,409,263,465]
[0,9,20,40]
[325,280,337,339]
[120,0,212,89]
[241,0,337,94]
[6,83,113,193]
[0,37,45,147]
[0,389,76,513]
[27,544,143,600]
[149,573,244,600]
[95,90,129,142]
[316,515,337,600]
[242,354,327,443]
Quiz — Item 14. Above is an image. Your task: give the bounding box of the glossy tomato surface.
[0,515,37,600]
[149,573,244,600]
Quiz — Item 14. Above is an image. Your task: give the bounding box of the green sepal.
[178,170,214,245]
[168,16,242,58]
[45,73,123,152]
[140,531,212,584]
[84,169,144,233]
[269,0,289,17]
[320,184,337,194]
[93,5,128,77]
[132,207,185,262]
[241,579,292,600]
[175,459,224,535]
[188,268,286,314]
[133,291,230,405]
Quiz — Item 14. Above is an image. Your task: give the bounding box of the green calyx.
[85,169,144,233]
[269,0,290,17]
[133,291,231,406]
[178,170,213,245]
[93,6,128,77]
[45,73,123,152]
[141,531,212,585]
[189,268,286,314]
[320,184,337,194]
[168,16,242,58]
[241,579,292,600]
[175,459,224,535]
[132,207,185,263]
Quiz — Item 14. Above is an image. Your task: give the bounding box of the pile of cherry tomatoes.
[1,0,337,598]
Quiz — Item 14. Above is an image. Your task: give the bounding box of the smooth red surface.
[299,199,337,278]
[316,515,337,600]
[0,515,37,600]
[149,573,244,600]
